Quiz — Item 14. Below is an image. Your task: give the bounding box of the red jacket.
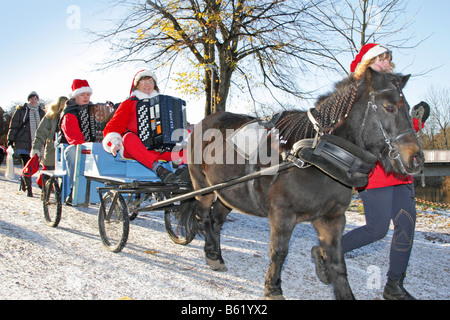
[60,113,86,145]
[363,162,413,189]
[363,118,422,189]
[102,96,186,167]
[103,98,138,137]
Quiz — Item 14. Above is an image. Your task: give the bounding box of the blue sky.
[0,1,138,112]
[0,1,449,124]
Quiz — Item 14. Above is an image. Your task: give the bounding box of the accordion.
[136,95,187,151]
[76,103,115,143]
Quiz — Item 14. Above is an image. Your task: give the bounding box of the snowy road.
[0,167,448,301]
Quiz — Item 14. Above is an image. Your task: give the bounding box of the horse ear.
[399,74,411,89]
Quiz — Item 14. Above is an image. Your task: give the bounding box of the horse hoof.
[311,246,331,285]
[206,257,228,272]
[265,295,285,300]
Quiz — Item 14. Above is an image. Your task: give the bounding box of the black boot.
[383,273,416,300]
[65,188,73,206]
[155,165,176,182]
[24,177,33,197]
[19,176,27,192]
[311,246,331,284]
[173,166,190,182]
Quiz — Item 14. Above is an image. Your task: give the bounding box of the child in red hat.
[59,79,95,204]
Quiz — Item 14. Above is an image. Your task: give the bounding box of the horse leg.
[206,199,230,271]
[312,214,355,300]
[265,211,296,300]
[196,194,229,272]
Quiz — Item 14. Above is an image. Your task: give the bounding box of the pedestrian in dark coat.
[7,91,45,196]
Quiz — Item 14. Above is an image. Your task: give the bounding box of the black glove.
[7,140,14,147]
[411,101,430,123]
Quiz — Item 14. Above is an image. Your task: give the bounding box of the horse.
[185,68,424,300]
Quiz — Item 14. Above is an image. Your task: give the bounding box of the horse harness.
[249,111,378,188]
[280,87,411,187]
[230,84,415,187]
[288,85,418,185]
[284,133,377,188]
[363,88,414,160]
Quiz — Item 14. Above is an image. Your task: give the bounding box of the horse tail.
[175,197,204,238]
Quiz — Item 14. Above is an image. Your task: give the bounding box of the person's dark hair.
[133,76,159,93]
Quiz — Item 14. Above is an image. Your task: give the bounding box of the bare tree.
[91,0,431,118]
[305,0,432,76]
[92,0,348,116]
[423,86,450,150]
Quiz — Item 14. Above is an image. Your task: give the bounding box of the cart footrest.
[41,170,67,178]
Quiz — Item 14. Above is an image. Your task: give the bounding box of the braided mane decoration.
[275,79,360,148]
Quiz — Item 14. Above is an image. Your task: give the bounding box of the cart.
[41,139,198,253]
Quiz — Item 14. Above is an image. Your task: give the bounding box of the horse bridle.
[362,87,415,172]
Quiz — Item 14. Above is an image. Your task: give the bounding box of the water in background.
[414,176,450,205]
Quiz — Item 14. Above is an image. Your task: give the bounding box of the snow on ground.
[0,165,448,300]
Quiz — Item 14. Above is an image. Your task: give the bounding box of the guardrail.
[423,150,450,163]
[421,151,450,177]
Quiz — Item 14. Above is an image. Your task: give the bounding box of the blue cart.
[41,142,197,253]
[41,95,197,253]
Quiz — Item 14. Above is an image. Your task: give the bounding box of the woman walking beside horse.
[312,43,429,300]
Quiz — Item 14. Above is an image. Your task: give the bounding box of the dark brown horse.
[186,69,424,299]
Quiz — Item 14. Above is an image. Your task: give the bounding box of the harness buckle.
[288,155,306,169]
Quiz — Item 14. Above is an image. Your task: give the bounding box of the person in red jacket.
[102,70,188,182]
[59,79,96,204]
[311,44,429,300]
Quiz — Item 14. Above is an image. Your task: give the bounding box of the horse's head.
[350,69,424,175]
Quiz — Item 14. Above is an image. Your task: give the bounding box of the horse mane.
[275,76,361,147]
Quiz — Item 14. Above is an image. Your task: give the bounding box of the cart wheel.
[43,178,62,227]
[164,199,197,245]
[98,191,129,253]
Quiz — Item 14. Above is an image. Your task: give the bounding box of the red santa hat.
[130,70,157,95]
[350,43,391,72]
[70,79,93,98]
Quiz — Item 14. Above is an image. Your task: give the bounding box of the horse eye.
[383,104,395,113]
